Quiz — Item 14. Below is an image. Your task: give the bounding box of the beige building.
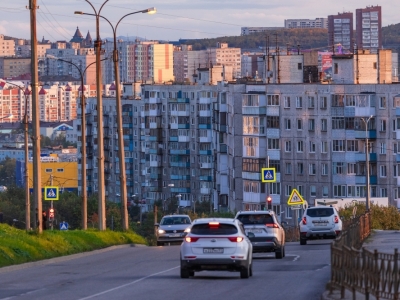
[0,35,15,57]
[209,42,241,79]
[0,57,30,79]
[173,45,208,83]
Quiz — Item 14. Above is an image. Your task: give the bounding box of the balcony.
[219,144,227,153]
[199,150,212,155]
[170,149,190,155]
[200,162,212,169]
[219,125,227,132]
[198,124,211,129]
[242,107,266,115]
[354,130,377,139]
[200,187,211,194]
[355,152,377,162]
[199,176,213,181]
[171,175,191,180]
[199,110,212,117]
[170,162,191,168]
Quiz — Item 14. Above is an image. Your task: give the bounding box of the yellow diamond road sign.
[287,189,305,205]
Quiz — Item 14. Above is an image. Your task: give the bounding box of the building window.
[45,169,52,173]
[267,139,280,150]
[285,119,291,130]
[333,140,345,152]
[380,97,386,108]
[296,96,303,108]
[380,165,387,177]
[308,119,315,131]
[298,63,302,70]
[56,168,64,172]
[308,96,315,108]
[284,140,291,152]
[322,163,328,175]
[297,162,304,175]
[321,141,328,153]
[333,185,346,197]
[309,163,316,175]
[285,163,292,174]
[380,120,386,132]
[285,185,292,196]
[321,119,327,131]
[320,96,328,109]
[297,141,303,152]
[297,119,303,130]
[284,96,290,108]
[334,63,338,74]
[309,141,316,153]
[310,186,316,197]
[333,162,344,174]
[348,163,356,174]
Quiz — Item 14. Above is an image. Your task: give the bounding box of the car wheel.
[300,238,307,245]
[240,258,250,279]
[189,270,195,277]
[249,263,253,277]
[283,246,286,257]
[156,241,163,246]
[180,267,190,278]
[275,246,283,259]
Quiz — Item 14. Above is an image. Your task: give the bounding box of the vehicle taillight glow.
[266,223,279,228]
[302,217,307,225]
[209,222,219,225]
[185,237,199,243]
[334,216,339,223]
[228,237,243,242]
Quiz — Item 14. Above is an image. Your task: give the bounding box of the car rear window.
[160,217,191,225]
[191,223,238,235]
[236,214,274,225]
[306,208,334,217]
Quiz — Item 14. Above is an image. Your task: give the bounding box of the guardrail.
[330,213,400,299]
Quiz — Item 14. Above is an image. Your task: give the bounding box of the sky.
[1,1,400,44]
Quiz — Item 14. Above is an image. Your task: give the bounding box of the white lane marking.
[285,254,300,261]
[78,266,179,300]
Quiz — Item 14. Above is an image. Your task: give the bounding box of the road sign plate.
[290,205,302,210]
[287,189,305,205]
[44,186,59,201]
[261,168,276,182]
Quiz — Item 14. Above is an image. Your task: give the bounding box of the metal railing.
[330,213,400,299]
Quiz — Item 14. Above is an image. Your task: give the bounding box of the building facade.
[0,35,15,57]
[328,12,354,53]
[356,5,382,53]
[284,18,328,29]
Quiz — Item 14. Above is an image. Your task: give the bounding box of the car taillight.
[302,217,307,225]
[228,237,243,243]
[334,216,339,223]
[185,237,199,243]
[266,223,279,228]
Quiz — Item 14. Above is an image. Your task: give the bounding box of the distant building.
[0,57,31,79]
[328,12,354,53]
[240,27,283,35]
[284,18,328,29]
[356,5,382,53]
[0,35,15,57]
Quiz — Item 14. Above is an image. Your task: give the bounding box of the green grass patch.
[0,224,146,268]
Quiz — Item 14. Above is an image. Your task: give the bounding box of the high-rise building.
[356,5,382,53]
[328,12,354,53]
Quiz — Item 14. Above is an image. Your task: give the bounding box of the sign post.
[44,185,59,230]
[287,189,306,227]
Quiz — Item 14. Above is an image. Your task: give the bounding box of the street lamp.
[361,115,373,212]
[75,5,156,232]
[47,55,107,230]
[1,81,30,230]
[76,0,108,230]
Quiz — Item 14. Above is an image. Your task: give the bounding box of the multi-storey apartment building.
[0,57,31,79]
[284,18,328,29]
[356,5,382,53]
[0,35,15,57]
[240,27,284,35]
[328,12,354,53]
[102,40,174,85]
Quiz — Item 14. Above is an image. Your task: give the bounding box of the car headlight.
[184,227,191,233]
[158,229,166,234]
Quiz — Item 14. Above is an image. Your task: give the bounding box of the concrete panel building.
[0,57,30,79]
[356,5,382,53]
[0,35,15,57]
[328,12,354,53]
[284,18,328,29]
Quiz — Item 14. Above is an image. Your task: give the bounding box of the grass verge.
[0,224,146,268]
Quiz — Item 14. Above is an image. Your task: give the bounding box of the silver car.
[235,210,286,259]
[155,214,191,246]
[180,218,253,279]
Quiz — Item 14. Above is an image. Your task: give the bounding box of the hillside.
[181,24,400,52]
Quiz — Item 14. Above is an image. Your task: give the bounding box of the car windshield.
[236,214,274,225]
[306,208,334,217]
[191,223,238,235]
[160,217,191,225]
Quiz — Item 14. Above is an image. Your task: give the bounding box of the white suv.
[299,206,342,245]
[180,218,253,279]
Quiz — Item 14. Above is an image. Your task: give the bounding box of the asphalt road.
[0,240,332,300]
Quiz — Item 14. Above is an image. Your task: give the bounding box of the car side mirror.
[246,232,255,238]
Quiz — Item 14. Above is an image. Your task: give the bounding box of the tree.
[0,157,16,186]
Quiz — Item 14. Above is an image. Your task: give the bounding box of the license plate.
[169,233,181,237]
[203,248,224,254]
[247,229,262,233]
[313,222,328,226]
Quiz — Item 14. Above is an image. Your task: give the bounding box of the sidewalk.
[321,230,400,300]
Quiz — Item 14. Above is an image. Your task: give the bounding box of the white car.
[180,218,253,279]
[299,206,343,245]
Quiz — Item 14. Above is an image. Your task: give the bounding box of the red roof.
[78,85,86,91]
[24,88,31,95]
[65,84,72,92]
[39,87,47,95]
[109,83,116,90]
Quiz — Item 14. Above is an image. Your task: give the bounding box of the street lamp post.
[361,116,373,212]
[46,55,107,230]
[76,0,108,230]
[75,7,156,231]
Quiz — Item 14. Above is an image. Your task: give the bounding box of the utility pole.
[29,0,42,233]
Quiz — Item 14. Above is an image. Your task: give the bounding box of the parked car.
[155,215,192,246]
[299,206,342,245]
[235,210,286,259]
[180,218,253,279]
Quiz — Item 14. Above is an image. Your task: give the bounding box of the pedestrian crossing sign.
[287,189,305,205]
[261,168,276,182]
[44,186,59,201]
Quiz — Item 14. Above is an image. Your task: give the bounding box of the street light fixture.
[75,5,156,231]
[361,115,373,212]
[47,55,107,230]
[76,0,108,230]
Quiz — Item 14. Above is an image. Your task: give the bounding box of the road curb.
[0,243,147,274]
